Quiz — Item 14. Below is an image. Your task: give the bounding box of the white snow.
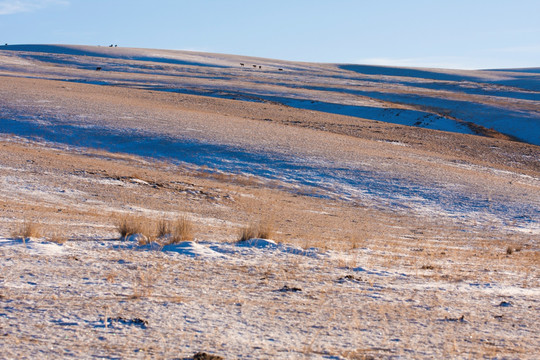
[0,225,538,358]
[0,237,65,255]
[161,241,227,258]
[236,238,277,249]
[235,238,323,257]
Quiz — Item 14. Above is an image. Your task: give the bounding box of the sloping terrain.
[2,44,539,144]
[0,45,539,359]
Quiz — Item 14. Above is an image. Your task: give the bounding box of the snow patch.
[161,241,227,258]
[0,237,65,255]
[236,238,278,249]
[235,238,323,258]
[125,233,148,243]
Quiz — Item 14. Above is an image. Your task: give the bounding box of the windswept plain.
[0,45,539,359]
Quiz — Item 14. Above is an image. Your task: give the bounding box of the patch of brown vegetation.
[238,221,274,242]
[114,214,154,240]
[11,220,41,240]
[162,216,194,244]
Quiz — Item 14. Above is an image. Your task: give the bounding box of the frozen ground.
[0,74,539,235]
[0,45,539,359]
[1,113,538,229]
[1,234,538,359]
[1,44,539,145]
[0,133,538,359]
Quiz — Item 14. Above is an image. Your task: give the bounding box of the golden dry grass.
[238,224,257,242]
[156,218,172,238]
[46,230,69,244]
[238,221,274,242]
[114,214,154,240]
[163,216,194,244]
[11,220,42,240]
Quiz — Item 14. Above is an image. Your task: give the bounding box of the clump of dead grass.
[156,218,172,238]
[348,234,365,250]
[47,231,69,244]
[238,225,257,242]
[160,216,194,245]
[11,220,41,240]
[238,221,274,242]
[114,214,154,240]
[114,213,195,244]
[505,246,522,255]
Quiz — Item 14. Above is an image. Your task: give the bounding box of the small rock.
[278,285,302,292]
[193,352,224,360]
[337,275,363,283]
[444,315,465,322]
[108,317,148,329]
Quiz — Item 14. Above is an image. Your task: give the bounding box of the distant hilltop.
[1,44,539,145]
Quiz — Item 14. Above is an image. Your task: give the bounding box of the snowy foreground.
[1,235,538,359]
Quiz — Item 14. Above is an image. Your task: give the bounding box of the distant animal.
[259,66,262,69]
[278,68,283,71]
[253,65,257,68]
[240,63,244,67]
[109,44,113,47]
[114,45,117,47]
[96,67,102,71]
[4,43,7,46]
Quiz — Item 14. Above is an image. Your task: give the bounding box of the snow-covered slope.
[0,45,539,359]
[0,46,539,234]
[1,44,539,145]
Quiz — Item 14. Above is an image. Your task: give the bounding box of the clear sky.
[1,0,539,69]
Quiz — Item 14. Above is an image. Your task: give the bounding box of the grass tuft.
[156,218,172,238]
[160,216,194,245]
[47,231,68,244]
[114,214,153,240]
[257,222,274,240]
[12,220,41,240]
[115,214,195,244]
[238,221,274,242]
[238,224,258,242]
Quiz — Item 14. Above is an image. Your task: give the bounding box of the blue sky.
[1,0,539,69]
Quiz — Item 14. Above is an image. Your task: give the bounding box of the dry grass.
[114,214,154,240]
[47,231,69,244]
[238,221,274,242]
[159,216,194,245]
[156,218,172,238]
[114,214,194,244]
[131,263,164,299]
[257,222,274,240]
[169,216,194,244]
[348,234,366,251]
[238,224,257,242]
[11,220,41,240]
